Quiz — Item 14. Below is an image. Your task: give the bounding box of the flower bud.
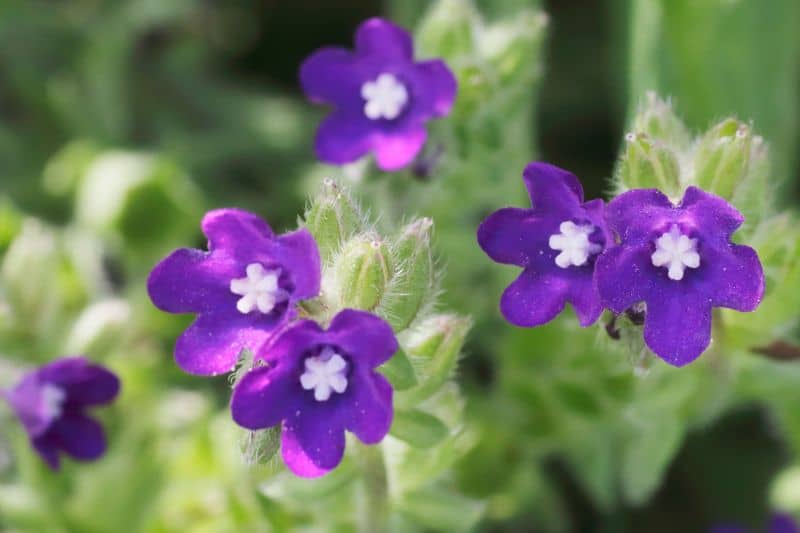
[631,92,691,150]
[616,132,681,196]
[693,118,752,199]
[416,0,477,60]
[332,234,392,311]
[478,10,547,86]
[397,314,471,407]
[381,218,435,331]
[303,178,363,263]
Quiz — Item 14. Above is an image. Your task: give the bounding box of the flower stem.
[355,442,389,533]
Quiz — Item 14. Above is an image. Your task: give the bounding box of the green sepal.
[332,234,392,311]
[378,349,418,391]
[390,409,449,448]
[303,178,364,264]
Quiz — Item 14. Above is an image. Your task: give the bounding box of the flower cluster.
[478,161,765,366]
[3,357,120,469]
[148,208,399,477]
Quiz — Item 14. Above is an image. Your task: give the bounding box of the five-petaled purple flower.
[3,357,120,470]
[148,209,321,376]
[231,309,397,478]
[300,17,457,171]
[477,162,610,327]
[595,187,764,366]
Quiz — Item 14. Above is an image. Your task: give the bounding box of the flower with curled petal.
[300,17,457,171]
[231,309,397,478]
[595,186,765,366]
[147,209,321,376]
[3,357,120,470]
[477,162,611,327]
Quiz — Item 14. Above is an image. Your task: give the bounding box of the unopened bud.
[416,0,477,59]
[304,178,363,263]
[631,92,691,150]
[693,118,752,199]
[333,234,392,311]
[616,132,681,196]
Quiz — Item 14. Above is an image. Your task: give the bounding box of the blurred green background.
[2,0,800,531]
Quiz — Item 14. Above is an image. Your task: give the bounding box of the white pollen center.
[361,73,408,120]
[548,221,602,268]
[40,384,66,421]
[299,347,349,402]
[651,224,700,281]
[230,263,289,314]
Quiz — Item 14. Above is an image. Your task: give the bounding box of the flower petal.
[231,363,299,430]
[31,433,61,470]
[595,244,656,313]
[477,207,547,266]
[679,186,744,241]
[344,371,393,444]
[643,293,712,366]
[500,269,561,327]
[202,209,274,258]
[51,413,107,461]
[314,111,374,165]
[271,228,321,301]
[355,18,413,61]
[175,313,274,376]
[704,243,765,311]
[39,357,120,407]
[373,127,427,171]
[522,162,585,214]
[281,411,346,475]
[300,47,361,106]
[606,188,674,244]
[328,309,399,368]
[412,59,457,117]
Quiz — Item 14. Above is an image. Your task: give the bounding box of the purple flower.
[3,357,119,470]
[300,17,457,171]
[148,209,321,376]
[595,187,764,366]
[477,162,610,327]
[711,513,798,533]
[231,309,397,478]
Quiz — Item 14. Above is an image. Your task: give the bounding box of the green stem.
[356,442,389,533]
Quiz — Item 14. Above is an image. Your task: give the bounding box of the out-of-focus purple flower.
[595,187,764,366]
[231,309,397,478]
[3,357,120,470]
[710,512,798,533]
[300,17,457,171]
[147,209,321,376]
[477,162,610,327]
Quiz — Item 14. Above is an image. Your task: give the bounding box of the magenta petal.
[202,209,274,257]
[52,413,107,461]
[705,243,765,311]
[345,371,393,444]
[282,413,346,474]
[373,127,427,171]
[595,244,655,313]
[300,47,360,106]
[605,189,673,242]
[355,18,413,61]
[315,111,374,165]
[32,434,61,470]
[231,364,297,430]
[329,309,399,367]
[39,358,120,407]
[477,207,545,266]
[272,228,321,301]
[644,295,712,366]
[522,162,585,213]
[175,314,271,376]
[680,186,744,239]
[501,269,601,327]
[147,248,236,314]
[413,59,457,117]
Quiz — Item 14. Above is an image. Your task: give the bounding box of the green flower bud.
[616,132,681,196]
[390,409,449,448]
[478,10,548,86]
[64,299,131,355]
[631,92,691,150]
[398,314,471,408]
[304,178,363,263]
[333,234,392,311]
[693,118,752,199]
[415,0,477,60]
[381,218,435,331]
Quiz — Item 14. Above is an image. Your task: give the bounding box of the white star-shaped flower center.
[548,221,603,268]
[40,383,66,421]
[230,263,289,314]
[361,73,408,120]
[651,224,700,281]
[299,347,349,402]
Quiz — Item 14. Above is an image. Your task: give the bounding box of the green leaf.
[240,426,281,466]
[398,485,485,532]
[390,409,449,448]
[378,349,418,391]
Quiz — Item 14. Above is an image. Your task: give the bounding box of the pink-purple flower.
[477,162,610,327]
[147,209,321,376]
[231,309,397,478]
[595,187,765,366]
[711,513,798,533]
[3,357,120,470]
[300,17,457,171]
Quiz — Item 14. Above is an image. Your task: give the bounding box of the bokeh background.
[2,0,800,531]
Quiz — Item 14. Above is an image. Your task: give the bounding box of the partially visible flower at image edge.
[710,512,799,533]
[300,17,457,171]
[477,162,610,328]
[231,309,397,478]
[147,208,321,376]
[595,186,764,366]
[2,357,120,470]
